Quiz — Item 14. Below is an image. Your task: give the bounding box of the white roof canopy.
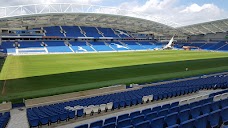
[178,18,228,35]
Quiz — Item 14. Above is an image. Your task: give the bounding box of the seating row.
[75,94,228,128]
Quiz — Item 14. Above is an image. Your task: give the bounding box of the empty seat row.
[75,106,228,128]
[75,95,228,128]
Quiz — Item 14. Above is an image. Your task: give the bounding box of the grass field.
[1,50,228,103]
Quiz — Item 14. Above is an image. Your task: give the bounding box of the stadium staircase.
[78,26,87,37]
[105,42,117,51]
[68,43,75,53]
[111,28,121,38]
[86,42,97,52]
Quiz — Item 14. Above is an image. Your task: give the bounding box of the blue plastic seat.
[170,102,179,108]
[40,116,49,125]
[165,112,178,127]
[208,109,221,128]
[169,106,179,114]
[145,111,157,120]
[117,118,131,128]
[150,116,165,128]
[102,122,116,128]
[75,124,88,128]
[117,114,129,122]
[130,111,141,119]
[179,104,189,111]
[201,103,211,114]
[179,109,190,123]
[158,109,169,117]
[134,120,150,128]
[220,99,228,108]
[90,120,103,128]
[68,110,75,119]
[211,101,220,111]
[142,108,152,115]
[221,106,228,124]
[194,114,209,128]
[132,115,145,125]
[77,109,84,117]
[190,106,201,118]
[104,117,116,125]
[152,106,161,112]
[28,118,39,127]
[162,104,171,110]
[179,119,194,128]
[113,101,120,109]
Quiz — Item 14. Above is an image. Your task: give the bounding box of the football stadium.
[0,1,228,128]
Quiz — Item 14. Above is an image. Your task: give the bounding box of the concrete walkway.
[6,107,29,128]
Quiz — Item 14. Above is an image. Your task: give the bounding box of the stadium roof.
[178,18,228,35]
[0,3,227,37]
[0,3,186,37]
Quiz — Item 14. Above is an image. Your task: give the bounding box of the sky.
[0,0,228,27]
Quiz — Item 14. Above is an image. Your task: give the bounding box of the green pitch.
[1,50,228,103]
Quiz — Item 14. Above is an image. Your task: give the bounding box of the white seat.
[64,106,71,110]
[179,99,188,105]
[188,98,196,104]
[99,104,107,112]
[88,105,94,108]
[221,93,228,100]
[84,107,92,115]
[142,96,149,103]
[213,95,221,101]
[107,102,113,110]
[92,105,100,113]
[148,95,153,102]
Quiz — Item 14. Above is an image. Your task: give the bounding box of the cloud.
[180,3,221,13]
[113,0,227,27]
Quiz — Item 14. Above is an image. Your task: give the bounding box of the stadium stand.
[123,42,146,50]
[62,26,85,37]
[45,41,72,53]
[1,25,228,55]
[97,27,119,37]
[44,26,64,37]
[80,26,101,37]
[74,89,228,128]
[70,42,95,52]
[17,41,46,54]
[108,42,130,51]
[26,74,228,127]
[0,42,16,53]
[89,42,113,52]
[18,41,43,49]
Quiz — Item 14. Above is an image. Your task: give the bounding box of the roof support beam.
[201,25,215,33]
[211,23,226,32]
